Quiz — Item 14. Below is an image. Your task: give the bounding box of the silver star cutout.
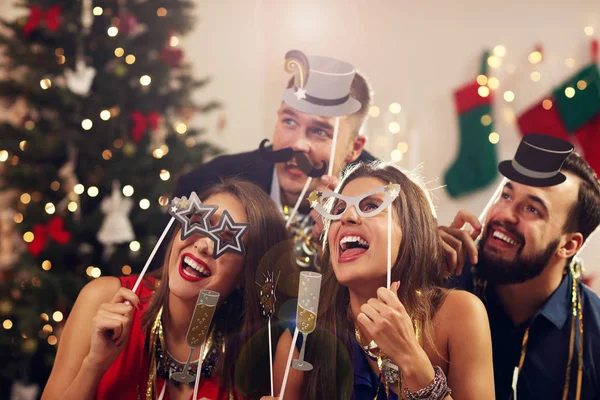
[294,87,307,100]
[209,210,250,259]
[169,192,218,240]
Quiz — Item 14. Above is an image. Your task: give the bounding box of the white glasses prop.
[308,183,400,221]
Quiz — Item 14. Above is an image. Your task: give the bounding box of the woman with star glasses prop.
[265,162,495,400]
[42,179,298,400]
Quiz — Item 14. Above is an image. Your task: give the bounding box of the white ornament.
[97,181,135,246]
[10,381,39,400]
[64,59,96,96]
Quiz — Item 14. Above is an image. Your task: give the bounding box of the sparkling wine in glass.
[171,290,219,383]
[292,272,322,371]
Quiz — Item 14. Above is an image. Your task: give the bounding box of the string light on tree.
[81,119,93,130]
[123,185,134,197]
[100,110,111,121]
[93,6,103,16]
[19,141,27,151]
[40,79,52,89]
[185,138,196,148]
[0,150,8,162]
[114,48,124,57]
[41,313,49,322]
[68,201,78,212]
[140,75,151,86]
[91,267,101,278]
[139,199,150,210]
[126,55,136,65]
[476,75,488,85]
[368,105,380,118]
[159,196,169,206]
[478,86,490,98]
[122,265,132,275]
[107,26,119,37]
[42,260,52,271]
[21,193,31,204]
[43,324,53,333]
[52,311,63,322]
[14,213,23,223]
[585,26,595,36]
[542,99,553,110]
[175,122,187,134]
[86,266,94,276]
[87,186,99,197]
[102,150,113,160]
[397,142,409,153]
[74,184,84,194]
[577,80,587,90]
[160,169,170,181]
[45,203,56,215]
[152,148,165,159]
[129,241,141,252]
[481,114,493,126]
[25,121,35,130]
[157,7,167,17]
[565,58,576,69]
[531,71,541,82]
[170,36,179,47]
[487,77,499,90]
[3,319,12,330]
[48,336,58,346]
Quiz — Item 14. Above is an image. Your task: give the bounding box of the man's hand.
[438,210,482,276]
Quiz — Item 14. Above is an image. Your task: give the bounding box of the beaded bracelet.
[403,366,452,400]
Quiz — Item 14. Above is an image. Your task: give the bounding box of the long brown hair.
[303,161,447,399]
[141,178,296,398]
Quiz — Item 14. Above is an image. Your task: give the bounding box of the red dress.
[96,275,234,400]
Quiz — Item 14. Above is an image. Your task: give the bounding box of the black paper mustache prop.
[258,139,327,178]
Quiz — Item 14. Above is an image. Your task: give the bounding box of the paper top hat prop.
[282,50,361,118]
[498,133,574,187]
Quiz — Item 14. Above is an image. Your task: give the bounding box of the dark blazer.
[173,146,377,200]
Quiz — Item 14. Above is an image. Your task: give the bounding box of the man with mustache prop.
[171,50,376,273]
[441,133,600,400]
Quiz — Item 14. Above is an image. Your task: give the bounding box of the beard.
[476,221,560,285]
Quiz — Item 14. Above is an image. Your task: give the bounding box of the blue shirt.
[352,337,399,400]
[449,263,600,399]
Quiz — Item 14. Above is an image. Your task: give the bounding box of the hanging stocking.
[444,51,498,198]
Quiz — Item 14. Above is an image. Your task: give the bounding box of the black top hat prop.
[498,133,574,187]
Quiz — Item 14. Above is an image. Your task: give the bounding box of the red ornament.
[28,216,71,257]
[161,47,184,67]
[117,9,138,36]
[23,5,62,36]
[130,111,160,143]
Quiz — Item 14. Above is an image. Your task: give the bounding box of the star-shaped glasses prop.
[308,183,401,221]
[169,192,250,259]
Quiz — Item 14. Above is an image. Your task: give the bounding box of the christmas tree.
[0,0,221,396]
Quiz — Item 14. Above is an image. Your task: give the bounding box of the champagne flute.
[292,272,322,371]
[171,290,220,383]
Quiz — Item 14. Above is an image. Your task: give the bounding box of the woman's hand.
[86,287,139,372]
[356,282,435,391]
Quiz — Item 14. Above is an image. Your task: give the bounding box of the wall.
[186,0,600,288]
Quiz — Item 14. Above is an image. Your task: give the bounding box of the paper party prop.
[130,192,250,294]
[172,289,219,400]
[256,270,281,396]
[64,59,96,97]
[97,181,135,247]
[310,183,400,288]
[280,50,362,229]
[280,272,322,400]
[258,139,327,177]
[23,5,61,36]
[498,133,574,188]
